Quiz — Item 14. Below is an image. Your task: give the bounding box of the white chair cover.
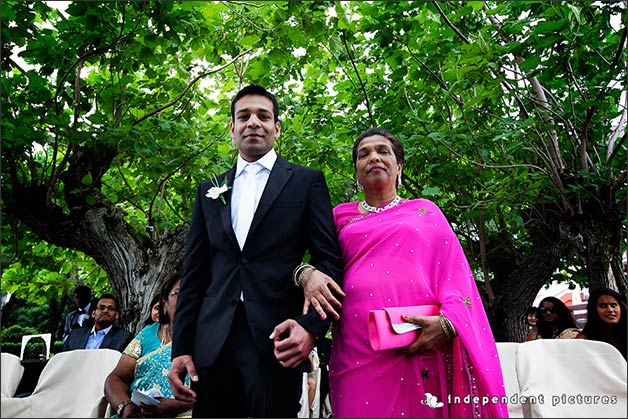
[516,339,627,418]
[1,353,25,399]
[1,348,121,418]
[495,342,523,418]
[298,350,322,418]
[20,334,51,360]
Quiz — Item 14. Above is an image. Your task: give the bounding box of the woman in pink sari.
[299,128,508,418]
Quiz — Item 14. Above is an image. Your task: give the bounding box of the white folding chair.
[1,349,121,418]
[298,350,322,418]
[495,342,523,418]
[516,339,627,417]
[1,353,25,399]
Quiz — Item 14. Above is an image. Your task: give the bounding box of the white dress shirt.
[231,148,277,242]
[85,324,112,349]
[231,149,277,301]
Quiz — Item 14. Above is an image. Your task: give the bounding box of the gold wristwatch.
[116,399,132,415]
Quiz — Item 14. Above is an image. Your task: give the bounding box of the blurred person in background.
[577,287,627,359]
[536,296,579,339]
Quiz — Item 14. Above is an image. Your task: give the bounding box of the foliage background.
[1,1,626,344]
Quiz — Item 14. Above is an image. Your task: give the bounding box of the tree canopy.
[2,1,626,339]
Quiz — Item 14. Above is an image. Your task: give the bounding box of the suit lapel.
[100,328,114,348]
[248,157,292,237]
[217,158,292,251]
[80,328,90,348]
[219,168,239,250]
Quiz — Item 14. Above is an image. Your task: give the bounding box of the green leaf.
[519,55,540,72]
[422,186,442,197]
[81,173,93,185]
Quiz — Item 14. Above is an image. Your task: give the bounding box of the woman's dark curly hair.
[536,296,577,339]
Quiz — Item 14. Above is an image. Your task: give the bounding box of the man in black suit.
[61,285,94,342]
[61,293,133,352]
[168,84,343,417]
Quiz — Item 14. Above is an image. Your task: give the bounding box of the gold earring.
[356,181,363,193]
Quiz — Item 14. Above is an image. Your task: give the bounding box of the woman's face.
[596,295,621,325]
[539,302,558,323]
[164,280,180,323]
[527,312,537,326]
[150,302,160,323]
[355,135,402,193]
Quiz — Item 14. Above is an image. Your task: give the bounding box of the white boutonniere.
[205,175,230,205]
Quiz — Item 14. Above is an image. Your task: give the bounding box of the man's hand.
[301,269,345,320]
[167,355,198,402]
[270,319,315,368]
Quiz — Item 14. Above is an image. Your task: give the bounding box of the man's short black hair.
[74,285,91,297]
[230,84,280,123]
[97,293,118,307]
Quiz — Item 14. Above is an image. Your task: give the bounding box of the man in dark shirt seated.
[61,293,133,352]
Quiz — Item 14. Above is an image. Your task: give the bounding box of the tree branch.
[432,1,470,44]
[610,25,627,70]
[341,30,375,128]
[147,139,217,226]
[54,32,131,108]
[133,49,252,126]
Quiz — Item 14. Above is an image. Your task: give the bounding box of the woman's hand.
[301,269,346,320]
[120,402,142,418]
[139,397,193,418]
[397,315,449,355]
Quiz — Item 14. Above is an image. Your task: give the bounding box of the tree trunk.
[482,206,568,342]
[3,187,189,334]
[559,198,626,293]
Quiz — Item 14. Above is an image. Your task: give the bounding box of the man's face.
[230,94,280,162]
[74,291,91,308]
[92,298,119,329]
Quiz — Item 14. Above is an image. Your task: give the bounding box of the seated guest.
[525,306,539,341]
[143,295,161,327]
[577,287,627,359]
[537,296,580,339]
[104,273,192,418]
[61,293,133,352]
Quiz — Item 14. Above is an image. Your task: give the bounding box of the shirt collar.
[236,149,277,177]
[90,324,113,336]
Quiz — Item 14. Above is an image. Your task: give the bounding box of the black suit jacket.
[61,325,134,352]
[62,303,95,342]
[173,156,343,368]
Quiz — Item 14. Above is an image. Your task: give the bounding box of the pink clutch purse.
[368,305,440,351]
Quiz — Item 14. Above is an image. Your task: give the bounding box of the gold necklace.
[360,195,401,213]
[160,324,172,345]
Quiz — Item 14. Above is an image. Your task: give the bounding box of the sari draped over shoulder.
[119,323,191,418]
[329,199,508,418]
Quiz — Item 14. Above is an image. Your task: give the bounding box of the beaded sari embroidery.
[328,199,508,418]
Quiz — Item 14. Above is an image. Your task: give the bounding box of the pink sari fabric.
[329,199,508,418]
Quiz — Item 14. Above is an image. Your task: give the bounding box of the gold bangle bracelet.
[438,314,453,341]
[292,263,314,287]
[297,265,315,287]
[116,399,132,415]
[443,315,457,337]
